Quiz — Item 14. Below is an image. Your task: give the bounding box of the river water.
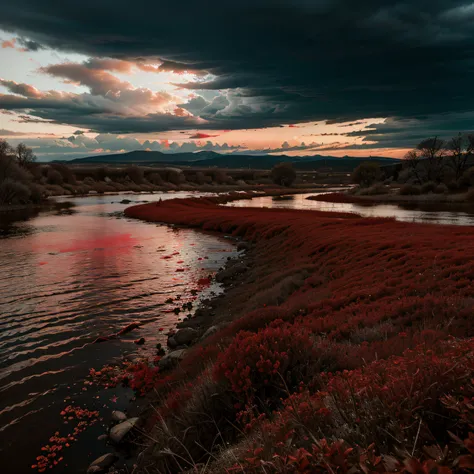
[0,192,237,473]
[226,192,474,226]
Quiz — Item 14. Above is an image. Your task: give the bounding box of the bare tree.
[416,136,446,182]
[0,139,15,182]
[0,139,13,156]
[404,149,423,184]
[15,143,36,168]
[446,133,474,180]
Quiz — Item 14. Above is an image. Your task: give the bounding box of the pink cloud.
[174,107,188,116]
[41,63,132,95]
[136,63,160,73]
[85,58,134,73]
[38,61,176,112]
[0,79,43,98]
[1,39,16,49]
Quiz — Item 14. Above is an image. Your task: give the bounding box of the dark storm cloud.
[338,114,474,149]
[2,0,474,133]
[16,37,44,51]
[338,121,368,128]
[157,60,207,76]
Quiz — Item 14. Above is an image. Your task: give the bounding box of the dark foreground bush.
[358,183,389,195]
[434,183,449,194]
[461,166,474,187]
[46,168,63,185]
[28,184,43,203]
[421,181,437,193]
[466,188,474,202]
[352,162,382,187]
[447,180,460,192]
[0,178,31,204]
[399,183,421,195]
[271,163,296,187]
[148,172,164,186]
[125,165,144,184]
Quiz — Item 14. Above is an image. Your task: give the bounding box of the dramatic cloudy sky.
[1,0,474,160]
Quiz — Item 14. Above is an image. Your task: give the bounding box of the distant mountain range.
[64,150,400,172]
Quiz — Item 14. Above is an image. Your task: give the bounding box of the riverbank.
[23,176,346,200]
[123,195,474,473]
[0,199,75,214]
[52,182,343,200]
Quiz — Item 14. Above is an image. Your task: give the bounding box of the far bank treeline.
[350,134,474,198]
[0,139,307,206]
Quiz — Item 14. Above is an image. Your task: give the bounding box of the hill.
[65,150,400,172]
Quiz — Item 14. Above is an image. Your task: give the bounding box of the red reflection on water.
[59,233,138,254]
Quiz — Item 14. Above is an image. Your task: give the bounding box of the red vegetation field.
[125,195,474,473]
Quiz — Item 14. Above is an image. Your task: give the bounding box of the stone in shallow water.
[237,241,250,251]
[174,328,198,346]
[158,349,187,370]
[109,417,140,444]
[167,335,177,348]
[87,453,118,473]
[200,325,219,341]
[111,410,127,422]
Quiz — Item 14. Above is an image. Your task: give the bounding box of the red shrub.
[125,362,159,396]
[214,321,315,407]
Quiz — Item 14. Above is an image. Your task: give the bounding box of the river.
[0,192,237,473]
[226,192,474,226]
